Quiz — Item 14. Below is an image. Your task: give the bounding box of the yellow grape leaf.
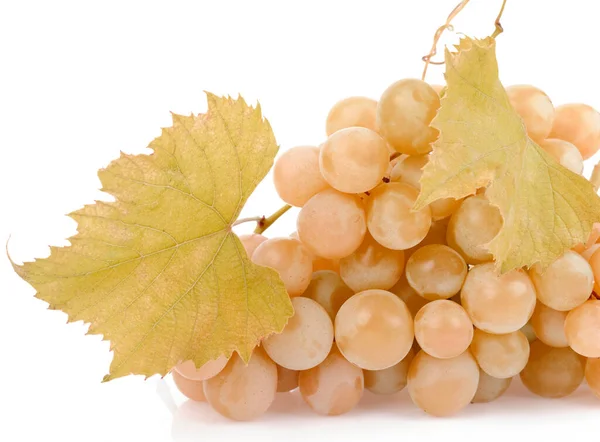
[12,93,293,381]
[415,37,600,272]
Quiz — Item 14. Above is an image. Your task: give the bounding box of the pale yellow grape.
[404,219,448,260]
[273,146,330,207]
[364,349,414,395]
[530,303,568,348]
[366,182,432,250]
[520,322,537,343]
[506,85,554,142]
[172,370,206,402]
[406,244,467,300]
[319,127,389,194]
[263,297,333,370]
[377,79,440,155]
[252,238,313,297]
[539,138,583,174]
[325,96,378,136]
[461,263,536,334]
[238,233,267,257]
[549,103,600,159]
[174,356,229,381]
[297,189,366,259]
[584,358,600,399]
[203,349,277,421]
[529,250,593,311]
[407,350,479,417]
[276,365,299,393]
[303,270,354,321]
[340,233,405,292]
[335,289,414,370]
[414,300,473,359]
[299,347,364,416]
[472,369,512,404]
[588,248,600,293]
[389,273,429,317]
[565,300,600,357]
[470,329,529,379]
[390,154,461,220]
[446,195,503,264]
[520,341,584,398]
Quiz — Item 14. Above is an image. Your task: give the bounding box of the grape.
[549,103,600,159]
[297,188,366,259]
[364,349,414,395]
[446,194,503,264]
[335,289,414,370]
[325,96,378,136]
[263,297,333,370]
[520,322,537,343]
[238,233,267,257]
[539,138,583,175]
[520,340,584,398]
[174,356,229,381]
[366,182,432,250]
[414,300,473,359]
[303,270,354,320]
[470,329,529,379]
[319,127,389,194]
[252,237,313,297]
[530,303,568,348]
[584,358,600,399]
[390,154,461,220]
[472,369,512,404]
[377,79,440,155]
[273,146,330,207]
[299,347,364,416]
[461,263,536,334]
[407,350,479,417]
[339,233,405,292]
[172,370,206,402]
[529,250,593,311]
[389,273,429,317]
[506,85,554,142]
[404,219,448,259]
[203,348,277,421]
[405,244,467,300]
[276,365,299,393]
[564,299,600,357]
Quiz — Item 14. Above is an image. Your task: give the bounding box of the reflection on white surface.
[156,375,600,442]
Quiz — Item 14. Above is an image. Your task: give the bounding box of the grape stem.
[421,0,508,80]
[231,204,292,233]
[247,204,292,234]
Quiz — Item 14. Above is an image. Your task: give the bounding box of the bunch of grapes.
[171,78,600,420]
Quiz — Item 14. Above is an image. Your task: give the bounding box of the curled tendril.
[421,0,507,81]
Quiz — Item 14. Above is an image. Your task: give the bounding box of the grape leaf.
[415,37,600,272]
[11,93,293,381]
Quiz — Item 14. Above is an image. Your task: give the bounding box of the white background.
[1,0,600,441]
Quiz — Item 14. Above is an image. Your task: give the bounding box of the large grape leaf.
[11,93,293,381]
[415,37,600,272]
